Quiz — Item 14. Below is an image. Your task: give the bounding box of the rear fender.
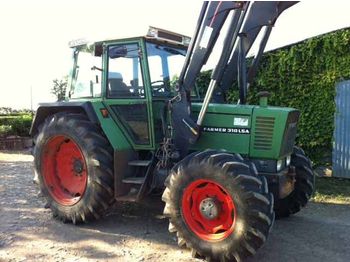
[30,101,99,136]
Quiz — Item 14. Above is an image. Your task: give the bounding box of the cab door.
[102,40,154,149]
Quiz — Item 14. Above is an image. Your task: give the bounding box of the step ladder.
[116,158,154,202]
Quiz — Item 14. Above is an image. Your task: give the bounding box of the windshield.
[146,42,188,97]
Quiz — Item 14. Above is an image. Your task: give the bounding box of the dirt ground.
[1,151,350,262]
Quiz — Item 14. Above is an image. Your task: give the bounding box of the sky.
[0,0,349,109]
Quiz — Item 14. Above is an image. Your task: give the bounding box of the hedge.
[0,114,32,137]
[197,28,350,164]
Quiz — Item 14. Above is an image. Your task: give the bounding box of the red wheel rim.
[41,135,87,206]
[182,179,236,242]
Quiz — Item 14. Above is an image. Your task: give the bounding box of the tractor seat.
[108,72,130,97]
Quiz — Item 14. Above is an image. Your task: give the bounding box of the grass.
[312,176,350,204]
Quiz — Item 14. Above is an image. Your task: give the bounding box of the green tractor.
[31,1,314,261]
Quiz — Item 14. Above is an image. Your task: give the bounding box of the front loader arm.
[170,1,245,157]
[170,1,297,158]
[220,1,298,101]
[178,1,245,93]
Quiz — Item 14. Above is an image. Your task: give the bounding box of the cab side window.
[107,43,145,98]
[71,49,102,98]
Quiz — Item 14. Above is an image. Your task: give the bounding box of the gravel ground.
[1,151,350,262]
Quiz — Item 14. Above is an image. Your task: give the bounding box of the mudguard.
[30,101,99,136]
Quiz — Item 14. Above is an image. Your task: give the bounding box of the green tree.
[51,77,68,101]
[0,107,13,114]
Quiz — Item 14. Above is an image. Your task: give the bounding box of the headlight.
[286,155,291,166]
[277,159,283,172]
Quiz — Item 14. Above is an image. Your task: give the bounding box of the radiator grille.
[254,116,275,150]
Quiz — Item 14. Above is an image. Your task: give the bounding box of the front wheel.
[162,150,274,261]
[33,113,114,224]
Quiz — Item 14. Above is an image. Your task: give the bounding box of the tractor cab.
[67,27,200,147]
[68,27,195,101]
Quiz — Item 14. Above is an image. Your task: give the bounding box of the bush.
[0,114,32,137]
[0,125,12,138]
[11,115,32,137]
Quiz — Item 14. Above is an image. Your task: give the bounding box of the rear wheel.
[162,150,274,261]
[33,113,114,223]
[274,146,314,218]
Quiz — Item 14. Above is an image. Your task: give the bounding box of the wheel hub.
[73,158,84,175]
[199,197,221,220]
[182,179,236,241]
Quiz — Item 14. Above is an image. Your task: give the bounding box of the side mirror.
[109,46,128,58]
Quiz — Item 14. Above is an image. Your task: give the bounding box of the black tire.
[274,146,314,218]
[162,150,274,262]
[33,113,114,224]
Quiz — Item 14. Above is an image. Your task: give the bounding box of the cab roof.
[68,26,191,49]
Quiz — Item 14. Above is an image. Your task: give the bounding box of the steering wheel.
[151,80,166,92]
